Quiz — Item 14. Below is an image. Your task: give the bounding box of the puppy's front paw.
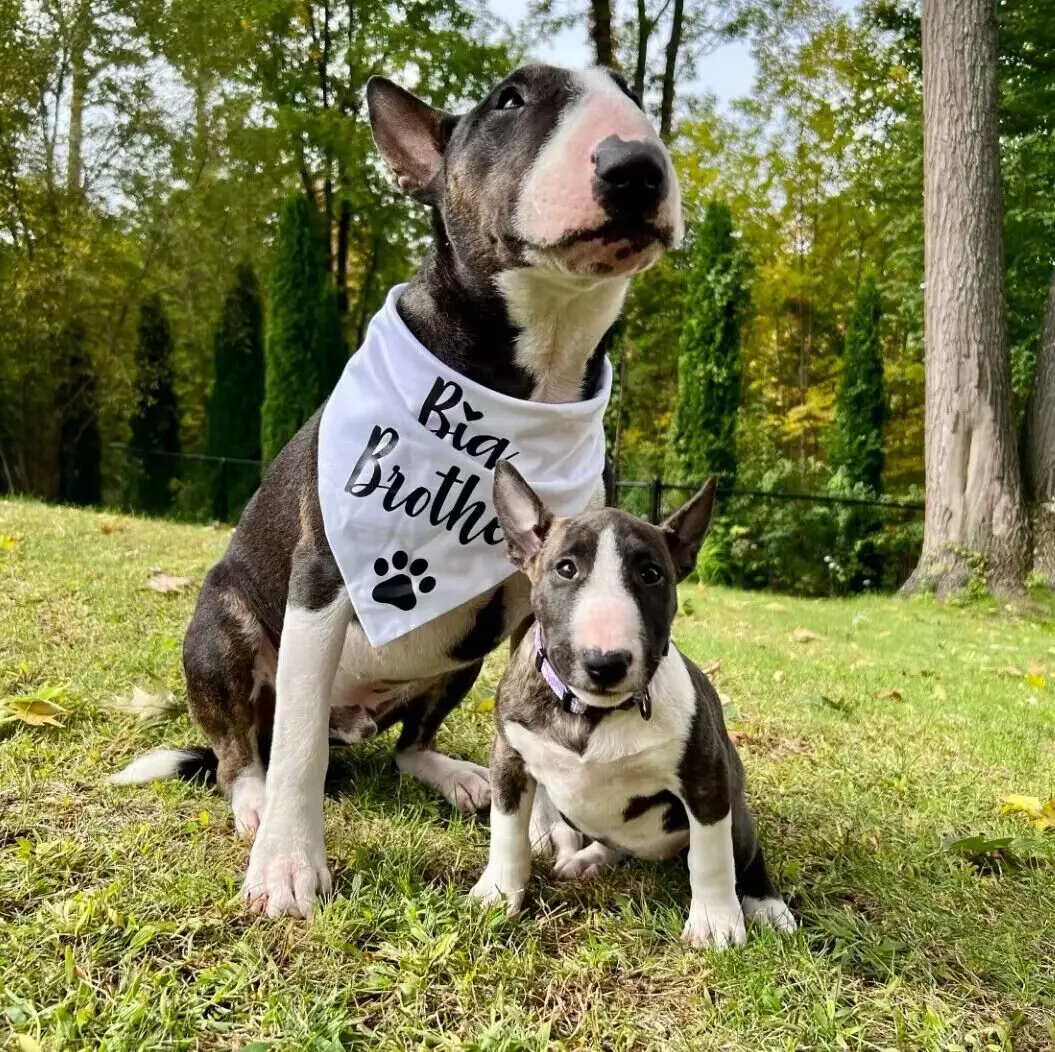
[682,899,747,950]
[469,867,526,915]
[243,831,331,919]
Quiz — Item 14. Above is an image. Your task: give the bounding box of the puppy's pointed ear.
[662,477,718,582]
[366,77,456,200]
[493,461,553,570]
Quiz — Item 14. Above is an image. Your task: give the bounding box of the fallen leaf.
[874,688,903,701]
[772,669,786,684]
[996,666,1024,678]
[727,729,745,744]
[0,534,18,551]
[117,684,182,725]
[12,1037,42,1052]
[1001,794,1055,831]
[792,627,825,644]
[3,694,68,727]
[702,659,721,677]
[1028,661,1047,676]
[99,521,126,535]
[146,570,192,594]
[1002,794,1043,816]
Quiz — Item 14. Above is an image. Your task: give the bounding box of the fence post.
[649,476,662,524]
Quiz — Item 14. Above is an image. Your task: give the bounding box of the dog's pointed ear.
[493,461,553,570]
[662,477,718,582]
[367,77,456,200]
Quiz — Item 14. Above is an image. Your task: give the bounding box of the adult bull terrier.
[113,64,683,918]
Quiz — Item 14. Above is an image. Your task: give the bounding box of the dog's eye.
[496,86,525,111]
[640,563,663,585]
[555,558,577,580]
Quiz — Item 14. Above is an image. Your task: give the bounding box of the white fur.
[682,811,745,950]
[743,895,798,934]
[571,525,644,680]
[553,839,623,881]
[502,650,696,859]
[109,749,195,785]
[470,778,536,914]
[496,269,628,403]
[395,747,491,812]
[230,763,266,838]
[243,595,350,918]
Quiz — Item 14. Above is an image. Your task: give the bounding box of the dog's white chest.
[504,673,695,860]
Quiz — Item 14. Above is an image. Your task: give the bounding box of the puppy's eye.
[555,558,577,580]
[640,563,663,585]
[496,86,525,111]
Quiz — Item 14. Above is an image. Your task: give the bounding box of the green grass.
[2,498,1054,1051]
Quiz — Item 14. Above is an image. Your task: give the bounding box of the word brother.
[344,378,519,546]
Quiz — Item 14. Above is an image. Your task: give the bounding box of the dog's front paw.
[469,867,527,915]
[447,760,491,813]
[743,895,797,934]
[243,832,331,919]
[682,899,747,950]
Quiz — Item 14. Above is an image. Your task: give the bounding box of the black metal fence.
[613,475,924,525]
[104,447,925,596]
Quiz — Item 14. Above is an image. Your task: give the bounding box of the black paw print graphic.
[371,551,436,611]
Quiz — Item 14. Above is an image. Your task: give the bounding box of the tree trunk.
[633,0,650,100]
[67,50,86,199]
[1024,267,1055,585]
[658,0,684,142]
[902,0,1029,598]
[588,0,615,68]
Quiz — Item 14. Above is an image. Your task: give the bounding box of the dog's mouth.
[514,218,674,276]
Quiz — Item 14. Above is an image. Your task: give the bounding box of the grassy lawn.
[1,498,1054,1051]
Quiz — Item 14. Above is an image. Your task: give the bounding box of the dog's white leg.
[470,778,536,914]
[243,593,350,918]
[552,839,623,881]
[681,810,746,950]
[527,784,583,860]
[395,747,491,812]
[230,760,267,838]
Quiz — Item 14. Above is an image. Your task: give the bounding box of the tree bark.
[634,0,650,99]
[1023,267,1055,585]
[588,0,616,68]
[658,0,684,142]
[67,50,86,199]
[902,0,1029,598]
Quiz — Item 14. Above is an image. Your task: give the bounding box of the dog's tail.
[110,747,218,786]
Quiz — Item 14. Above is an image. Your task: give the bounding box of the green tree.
[262,194,344,462]
[668,200,748,488]
[831,273,885,494]
[57,319,102,507]
[130,294,181,514]
[205,263,264,521]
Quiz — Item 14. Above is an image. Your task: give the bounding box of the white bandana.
[318,284,611,647]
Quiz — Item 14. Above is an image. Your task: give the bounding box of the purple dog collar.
[533,623,652,720]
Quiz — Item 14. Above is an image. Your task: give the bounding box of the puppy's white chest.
[504,714,688,859]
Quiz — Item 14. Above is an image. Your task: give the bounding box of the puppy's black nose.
[592,136,668,215]
[582,648,633,689]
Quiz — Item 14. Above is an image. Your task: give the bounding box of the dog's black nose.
[582,648,633,689]
[592,136,668,215]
